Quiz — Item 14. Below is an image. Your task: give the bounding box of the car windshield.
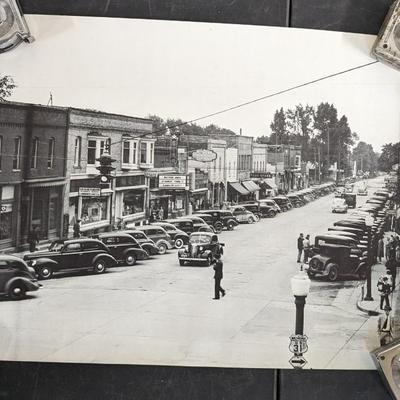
[49,242,64,251]
[190,234,211,244]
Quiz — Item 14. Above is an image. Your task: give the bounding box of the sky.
[2,15,400,152]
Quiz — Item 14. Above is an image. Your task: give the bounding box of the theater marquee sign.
[158,174,188,189]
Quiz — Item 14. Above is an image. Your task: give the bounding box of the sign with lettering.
[159,175,187,189]
[250,172,273,179]
[192,149,217,163]
[79,187,101,197]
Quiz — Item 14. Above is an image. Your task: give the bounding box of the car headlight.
[31,260,36,266]
[199,246,204,251]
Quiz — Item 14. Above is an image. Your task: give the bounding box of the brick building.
[0,102,68,251]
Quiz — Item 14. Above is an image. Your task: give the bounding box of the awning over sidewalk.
[228,181,249,195]
[264,178,277,190]
[242,180,260,192]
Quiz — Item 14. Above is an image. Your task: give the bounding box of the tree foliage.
[378,142,400,172]
[352,141,379,173]
[147,115,237,137]
[0,75,16,101]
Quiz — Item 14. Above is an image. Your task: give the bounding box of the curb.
[356,298,381,316]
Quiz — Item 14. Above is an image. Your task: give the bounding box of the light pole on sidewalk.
[291,267,311,335]
[364,214,375,301]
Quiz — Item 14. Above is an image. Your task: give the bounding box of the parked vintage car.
[192,213,222,233]
[312,234,366,256]
[178,232,224,266]
[0,255,41,300]
[23,238,118,279]
[240,203,277,219]
[162,218,194,234]
[194,210,239,231]
[96,232,149,265]
[135,225,174,254]
[272,196,293,212]
[228,205,258,224]
[179,215,215,233]
[123,230,160,256]
[257,199,281,212]
[331,198,348,213]
[357,185,368,196]
[287,194,304,208]
[307,244,367,281]
[340,193,357,208]
[151,221,189,249]
[327,226,367,241]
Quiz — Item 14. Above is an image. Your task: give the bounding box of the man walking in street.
[303,234,311,264]
[212,254,225,300]
[378,306,394,346]
[297,233,304,263]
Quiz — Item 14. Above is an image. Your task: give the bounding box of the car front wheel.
[174,238,184,249]
[8,282,26,300]
[38,265,53,280]
[268,210,276,218]
[93,259,107,274]
[125,252,137,266]
[248,216,254,224]
[254,214,260,222]
[227,222,235,231]
[327,264,339,282]
[158,243,167,255]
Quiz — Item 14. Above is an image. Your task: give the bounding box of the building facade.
[0,102,68,251]
[65,108,155,235]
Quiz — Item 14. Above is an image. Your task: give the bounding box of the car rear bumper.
[179,257,208,262]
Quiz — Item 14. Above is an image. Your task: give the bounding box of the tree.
[378,143,400,172]
[353,141,378,173]
[0,75,16,101]
[269,108,287,145]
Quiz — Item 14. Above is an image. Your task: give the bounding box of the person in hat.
[27,225,39,252]
[377,306,394,346]
[212,253,226,300]
[377,274,392,310]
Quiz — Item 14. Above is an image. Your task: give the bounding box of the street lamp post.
[364,214,375,301]
[289,267,311,369]
[291,267,311,335]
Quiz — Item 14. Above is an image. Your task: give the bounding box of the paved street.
[0,179,387,369]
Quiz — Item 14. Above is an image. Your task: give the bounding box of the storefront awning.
[228,182,249,195]
[25,179,66,188]
[264,178,277,190]
[242,180,260,192]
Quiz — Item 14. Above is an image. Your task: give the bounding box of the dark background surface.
[5,0,397,398]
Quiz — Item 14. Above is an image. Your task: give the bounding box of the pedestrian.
[116,218,125,230]
[378,306,394,346]
[377,275,392,310]
[303,234,311,264]
[297,233,304,263]
[385,237,391,260]
[386,255,398,291]
[212,253,226,300]
[73,219,81,238]
[377,237,384,263]
[27,225,39,252]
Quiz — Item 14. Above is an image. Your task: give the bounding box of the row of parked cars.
[307,188,390,281]
[0,182,337,300]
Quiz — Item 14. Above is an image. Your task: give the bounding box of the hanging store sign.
[192,149,217,163]
[78,187,101,197]
[159,175,187,189]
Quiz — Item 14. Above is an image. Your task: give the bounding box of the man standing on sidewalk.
[386,254,398,292]
[297,233,304,263]
[377,276,392,310]
[378,306,394,346]
[303,234,311,264]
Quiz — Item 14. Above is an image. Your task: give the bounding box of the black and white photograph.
[0,14,400,371]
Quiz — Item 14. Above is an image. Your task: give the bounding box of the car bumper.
[179,257,208,262]
[25,280,41,292]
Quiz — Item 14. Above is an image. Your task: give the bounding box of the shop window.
[48,138,55,169]
[31,137,39,169]
[13,136,21,170]
[0,135,2,170]
[150,143,154,164]
[81,196,108,225]
[74,136,82,167]
[123,141,130,164]
[122,190,144,216]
